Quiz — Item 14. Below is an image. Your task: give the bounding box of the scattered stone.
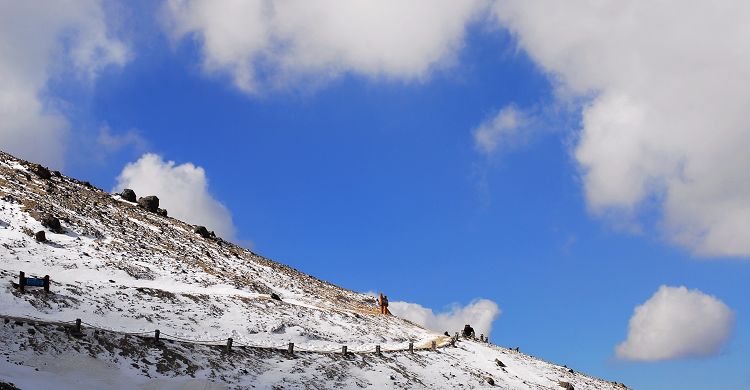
[568,369,574,374]
[41,215,63,233]
[52,170,62,177]
[270,293,281,301]
[120,188,137,202]
[558,381,574,390]
[194,226,211,238]
[485,377,495,386]
[34,231,46,242]
[156,208,168,217]
[29,164,51,180]
[137,196,159,212]
[27,328,35,335]
[495,358,506,367]
[83,181,93,188]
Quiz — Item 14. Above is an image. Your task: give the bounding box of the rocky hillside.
[0,150,629,389]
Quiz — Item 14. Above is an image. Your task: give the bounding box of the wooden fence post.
[341,346,347,355]
[19,271,25,293]
[408,342,414,353]
[226,338,233,352]
[375,345,381,355]
[288,343,294,355]
[154,329,160,342]
[75,319,81,333]
[43,275,50,293]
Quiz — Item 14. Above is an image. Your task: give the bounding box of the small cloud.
[473,105,529,156]
[389,299,501,337]
[616,285,735,361]
[114,153,237,240]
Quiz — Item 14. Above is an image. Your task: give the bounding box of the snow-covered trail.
[0,315,628,390]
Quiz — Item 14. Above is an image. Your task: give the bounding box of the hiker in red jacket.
[378,293,391,315]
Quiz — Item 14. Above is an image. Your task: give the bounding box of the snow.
[0,151,628,389]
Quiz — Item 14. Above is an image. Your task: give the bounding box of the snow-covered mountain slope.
[0,150,629,389]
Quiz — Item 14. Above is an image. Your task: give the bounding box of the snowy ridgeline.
[0,151,629,389]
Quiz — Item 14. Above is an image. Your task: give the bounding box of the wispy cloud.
[473,105,530,156]
[0,1,128,168]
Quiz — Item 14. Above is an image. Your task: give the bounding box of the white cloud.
[0,1,128,168]
[389,299,500,337]
[473,105,528,155]
[616,285,734,361]
[114,154,237,239]
[492,1,750,257]
[163,0,488,93]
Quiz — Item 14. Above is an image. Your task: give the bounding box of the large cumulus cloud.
[163,0,489,92]
[492,1,750,257]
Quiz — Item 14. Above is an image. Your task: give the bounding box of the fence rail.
[0,312,476,356]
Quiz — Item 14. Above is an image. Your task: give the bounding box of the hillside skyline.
[1,1,749,389]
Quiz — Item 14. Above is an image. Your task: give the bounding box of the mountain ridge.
[0,150,629,389]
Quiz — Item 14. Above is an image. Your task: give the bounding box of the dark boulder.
[41,215,62,233]
[120,189,137,202]
[485,377,495,386]
[270,293,282,301]
[137,196,159,212]
[558,381,574,390]
[462,324,475,338]
[156,208,168,217]
[52,170,62,177]
[495,358,506,367]
[29,164,51,180]
[194,226,211,238]
[34,231,46,242]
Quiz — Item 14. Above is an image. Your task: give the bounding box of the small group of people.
[377,292,390,315]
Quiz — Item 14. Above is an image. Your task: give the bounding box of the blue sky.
[2,2,750,389]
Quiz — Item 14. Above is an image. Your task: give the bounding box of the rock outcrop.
[120,189,137,202]
[29,164,51,180]
[137,196,159,213]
